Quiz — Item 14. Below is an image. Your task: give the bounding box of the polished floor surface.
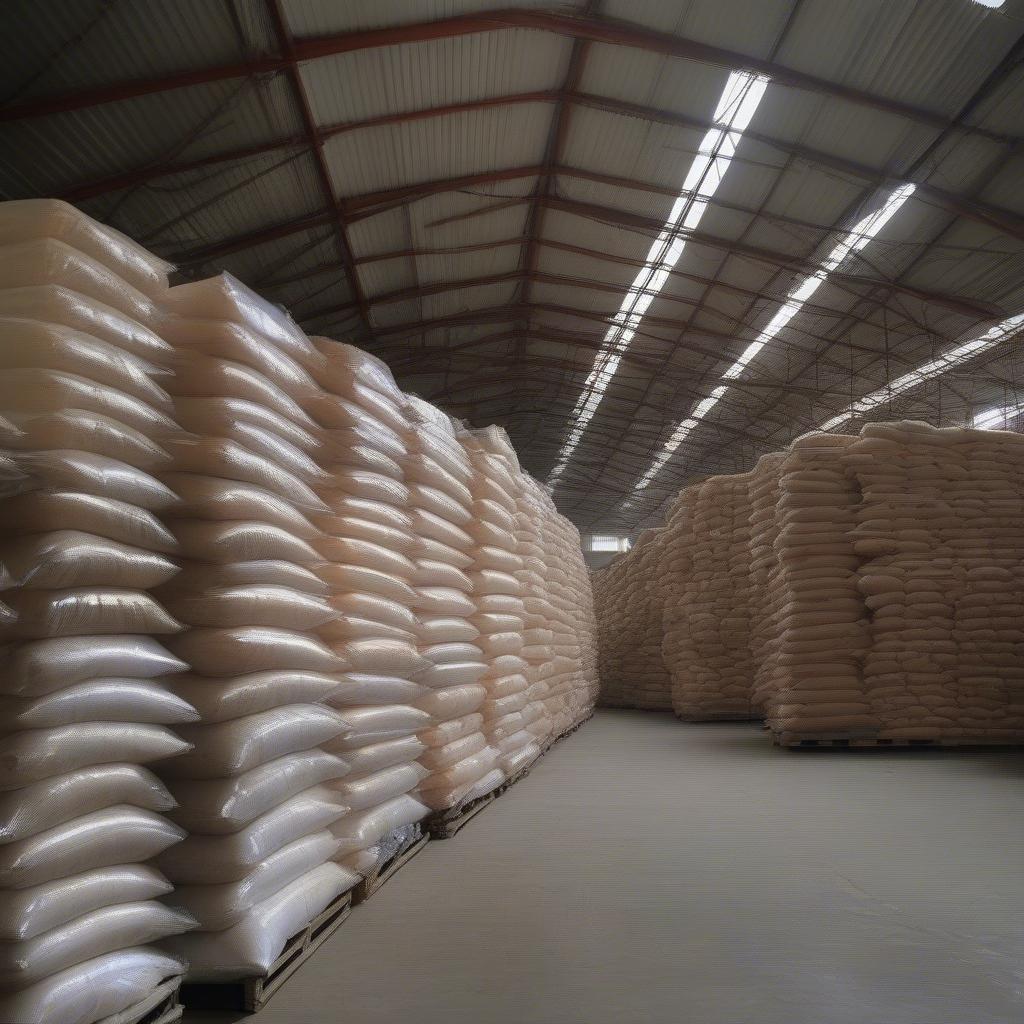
[185,709,1024,1023]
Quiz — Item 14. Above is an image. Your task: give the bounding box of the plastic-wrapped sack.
[416,587,475,617]
[164,438,327,510]
[0,901,195,991]
[166,751,350,834]
[0,369,179,439]
[327,762,428,811]
[0,678,196,729]
[170,830,342,931]
[6,409,172,468]
[322,706,431,750]
[0,285,171,363]
[167,352,316,427]
[165,627,346,676]
[0,635,186,696]
[13,450,179,510]
[325,673,426,707]
[173,396,320,454]
[342,735,426,776]
[328,592,416,632]
[160,705,349,779]
[0,723,191,789]
[156,585,336,630]
[170,559,327,596]
[330,794,428,856]
[416,683,486,720]
[169,521,320,564]
[162,273,321,367]
[0,807,185,889]
[162,862,357,981]
[0,200,172,297]
[418,731,487,771]
[416,616,479,644]
[166,670,342,723]
[162,318,319,399]
[0,319,172,409]
[0,533,178,590]
[333,638,429,677]
[0,765,176,844]
[417,712,484,748]
[0,947,185,1024]
[161,475,324,538]
[156,789,349,884]
[0,864,173,942]
[317,564,418,606]
[0,588,181,639]
[0,239,158,326]
[0,491,179,553]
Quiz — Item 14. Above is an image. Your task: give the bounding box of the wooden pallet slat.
[96,978,183,1024]
[773,733,1024,748]
[353,830,429,904]
[182,888,354,1014]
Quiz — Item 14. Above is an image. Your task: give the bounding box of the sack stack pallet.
[0,201,197,1024]
[95,977,184,1024]
[594,529,672,710]
[665,473,759,722]
[649,421,1024,749]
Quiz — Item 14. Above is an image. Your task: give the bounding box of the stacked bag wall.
[462,426,540,780]
[0,200,196,1024]
[594,529,672,710]
[305,339,430,872]
[404,399,503,812]
[842,421,1024,742]
[669,474,757,721]
[152,276,359,981]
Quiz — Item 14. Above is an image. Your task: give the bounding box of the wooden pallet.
[426,786,499,840]
[182,888,354,1013]
[96,978,183,1024]
[774,733,1023,749]
[676,711,762,723]
[426,759,536,840]
[353,829,429,904]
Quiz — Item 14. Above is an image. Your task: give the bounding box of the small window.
[590,535,630,552]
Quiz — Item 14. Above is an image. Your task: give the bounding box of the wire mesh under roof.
[2,0,1024,532]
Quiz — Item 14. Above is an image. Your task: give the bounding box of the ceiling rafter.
[54,86,1024,245]
[5,7,1017,148]
[263,0,371,338]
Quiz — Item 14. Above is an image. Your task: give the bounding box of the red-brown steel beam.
[6,8,1016,145]
[58,92,559,203]
[56,85,1024,242]
[266,0,372,335]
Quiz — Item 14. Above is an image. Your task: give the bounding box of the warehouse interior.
[1,1,1024,1022]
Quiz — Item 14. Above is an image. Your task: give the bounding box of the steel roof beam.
[56,87,1024,242]
[265,0,372,337]
[6,8,1016,145]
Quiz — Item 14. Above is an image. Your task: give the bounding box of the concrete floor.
[185,710,1024,1024]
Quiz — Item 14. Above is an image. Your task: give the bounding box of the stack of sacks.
[673,474,757,720]
[152,276,358,981]
[0,200,196,1024]
[844,421,1024,742]
[747,453,785,714]
[404,399,503,812]
[763,432,875,742]
[529,482,594,738]
[460,426,539,779]
[593,531,671,710]
[513,477,558,748]
[300,338,429,876]
[593,557,631,707]
[661,487,698,717]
